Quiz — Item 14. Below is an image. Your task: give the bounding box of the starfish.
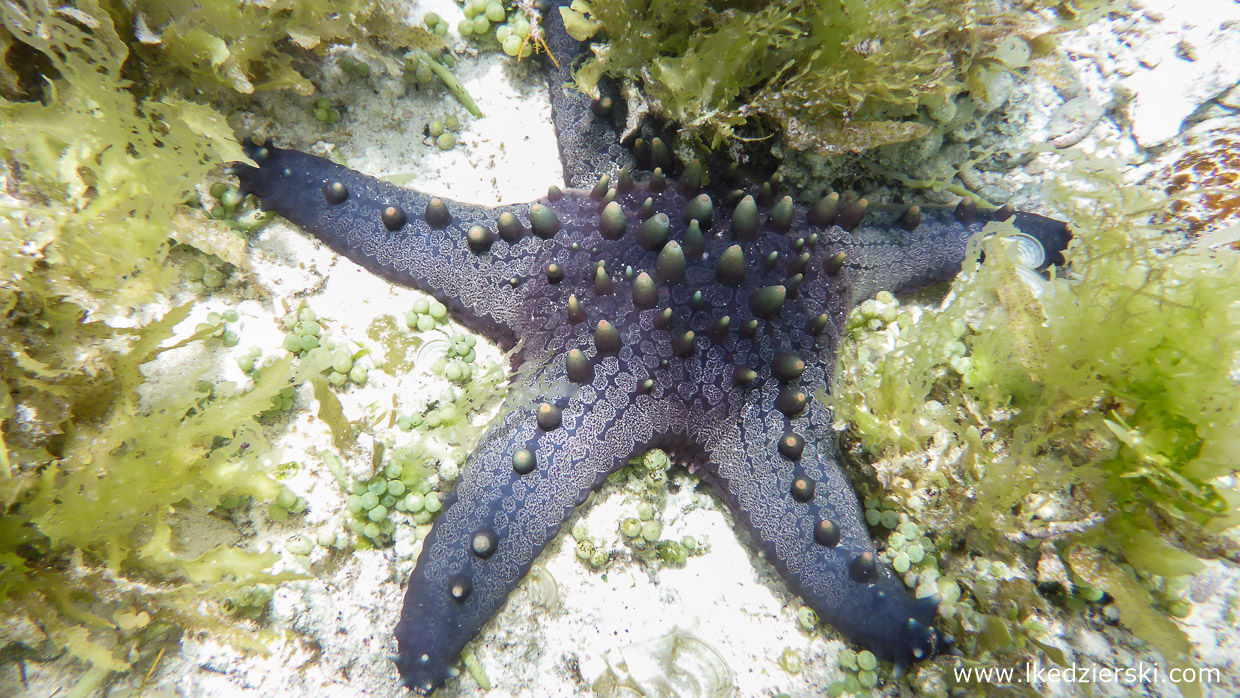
[230,9,1071,695]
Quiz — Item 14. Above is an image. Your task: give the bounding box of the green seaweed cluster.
[111,0,441,97]
[831,647,882,695]
[579,449,707,570]
[344,449,441,545]
[315,306,512,549]
[455,0,537,58]
[0,0,414,690]
[565,0,1022,156]
[833,155,1240,694]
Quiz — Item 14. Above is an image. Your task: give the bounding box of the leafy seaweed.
[0,0,335,685]
[114,0,442,96]
[572,0,1016,154]
[833,152,1239,684]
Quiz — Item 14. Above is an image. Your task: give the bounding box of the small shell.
[1009,232,1046,269]
[413,331,451,365]
[526,565,559,608]
[1015,265,1047,297]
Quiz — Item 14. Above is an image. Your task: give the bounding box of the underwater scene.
[1,0,1238,696]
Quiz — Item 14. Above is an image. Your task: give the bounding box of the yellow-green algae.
[113,0,443,97]
[833,152,1239,696]
[0,0,408,690]
[566,0,1031,155]
[571,449,709,571]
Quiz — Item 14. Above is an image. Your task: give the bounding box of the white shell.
[1015,265,1047,298]
[1009,232,1046,269]
[413,331,450,365]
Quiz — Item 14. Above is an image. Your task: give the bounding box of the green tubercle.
[638,213,670,250]
[595,320,621,355]
[617,167,634,192]
[837,198,868,231]
[589,174,610,200]
[655,241,686,284]
[466,225,494,253]
[789,251,811,276]
[650,137,671,169]
[536,403,562,431]
[512,449,536,475]
[424,198,450,227]
[731,195,760,240]
[677,160,703,196]
[566,349,594,383]
[594,264,614,295]
[683,219,704,257]
[599,200,627,239]
[716,245,746,285]
[824,251,846,276]
[567,294,586,323]
[682,193,713,226]
[807,313,830,335]
[648,168,666,192]
[497,211,525,241]
[632,272,658,309]
[637,197,655,221]
[672,330,695,356]
[769,195,795,232]
[808,192,839,227]
[529,204,561,238]
[749,285,786,317]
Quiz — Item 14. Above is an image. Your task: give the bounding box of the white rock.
[1122,0,1240,145]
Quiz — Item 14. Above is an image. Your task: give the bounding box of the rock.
[975,69,1016,115]
[991,35,1032,69]
[1146,118,1240,234]
[1216,82,1240,110]
[1037,542,1072,591]
[1048,97,1105,148]
[1120,0,1240,146]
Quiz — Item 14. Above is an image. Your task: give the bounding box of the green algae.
[116,0,441,97]
[409,48,483,117]
[571,0,1020,155]
[0,0,349,684]
[833,153,1239,693]
[1,2,246,315]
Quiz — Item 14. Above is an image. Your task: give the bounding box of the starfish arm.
[843,205,1072,301]
[700,395,950,668]
[231,141,547,349]
[542,0,636,188]
[393,356,679,694]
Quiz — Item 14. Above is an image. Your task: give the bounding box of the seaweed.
[112,0,442,97]
[570,0,1020,155]
[832,151,1239,690]
[0,0,335,686]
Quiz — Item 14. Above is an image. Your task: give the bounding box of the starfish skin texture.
[228,4,1070,693]
[233,137,1070,693]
